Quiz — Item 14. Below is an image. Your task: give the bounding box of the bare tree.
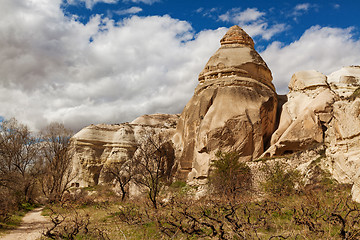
[103,161,133,201]
[0,118,39,203]
[39,122,75,202]
[132,131,175,209]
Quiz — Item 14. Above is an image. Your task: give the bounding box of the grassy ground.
[40,180,360,240]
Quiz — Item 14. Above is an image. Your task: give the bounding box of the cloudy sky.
[1,0,360,132]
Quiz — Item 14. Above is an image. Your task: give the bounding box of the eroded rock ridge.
[71,114,179,186]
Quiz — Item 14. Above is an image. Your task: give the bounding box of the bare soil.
[0,208,50,240]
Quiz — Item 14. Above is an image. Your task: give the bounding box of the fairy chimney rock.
[198,26,274,91]
[174,25,278,182]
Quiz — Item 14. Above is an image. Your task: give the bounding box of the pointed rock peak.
[220,25,254,48]
[198,25,273,90]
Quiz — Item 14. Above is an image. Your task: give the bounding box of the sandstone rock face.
[70,114,179,187]
[263,66,360,202]
[325,97,360,202]
[327,66,360,98]
[173,26,278,183]
[131,113,179,127]
[263,70,337,157]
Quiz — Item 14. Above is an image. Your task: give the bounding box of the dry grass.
[40,179,360,240]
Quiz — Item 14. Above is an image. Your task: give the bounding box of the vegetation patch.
[42,180,359,239]
[261,162,302,197]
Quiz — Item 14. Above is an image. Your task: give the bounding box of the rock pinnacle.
[220,25,254,48]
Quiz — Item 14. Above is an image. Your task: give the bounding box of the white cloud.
[294,3,311,11]
[196,8,204,13]
[242,23,287,41]
[3,0,360,134]
[115,6,142,15]
[219,8,286,40]
[196,7,218,18]
[219,8,264,24]
[291,3,318,19]
[66,0,120,9]
[0,0,225,131]
[261,25,360,94]
[234,8,265,23]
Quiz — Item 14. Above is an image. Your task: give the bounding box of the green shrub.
[209,151,252,201]
[261,162,301,197]
[20,202,36,212]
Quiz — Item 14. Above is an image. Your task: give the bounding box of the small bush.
[210,151,252,201]
[20,202,37,212]
[261,162,302,197]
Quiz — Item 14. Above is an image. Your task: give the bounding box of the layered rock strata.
[173,26,278,182]
[71,114,179,187]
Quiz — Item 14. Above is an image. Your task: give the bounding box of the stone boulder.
[70,114,179,187]
[173,26,278,183]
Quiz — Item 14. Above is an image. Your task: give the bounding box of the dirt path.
[0,207,51,240]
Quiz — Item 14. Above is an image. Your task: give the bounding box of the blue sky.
[1,0,360,131]
[61,0,359,45]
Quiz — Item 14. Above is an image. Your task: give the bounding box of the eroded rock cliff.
[70,114,179,186]
[325,67,360,202]
[263,66,360,202]
[263,70,337,156]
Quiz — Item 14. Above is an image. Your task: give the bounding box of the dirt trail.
[0,207,50,240]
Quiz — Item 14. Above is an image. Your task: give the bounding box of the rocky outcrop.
[131,113,179,128]
[70,26,279,187]
[173,26,278,183]
[69,23,360,203]
[263,70,337,157]
[324,67,360,202]
[327,66,360,98]
[263,66,360,202]
[70,114,179,187]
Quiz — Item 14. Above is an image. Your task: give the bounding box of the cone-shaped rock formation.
[198,26,275,91]
[173,25,278,182]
